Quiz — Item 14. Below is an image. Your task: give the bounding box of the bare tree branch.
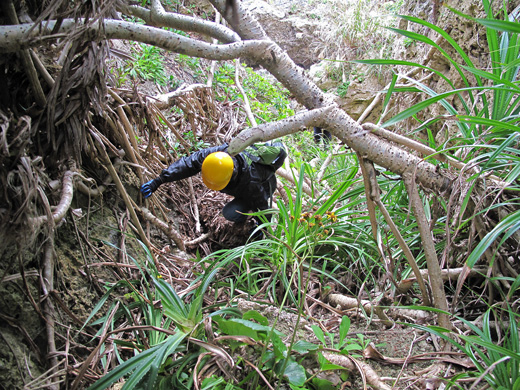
[404,170,450,329]
[0,15,454,194]
[0,19,270,59]
[120,2,239,43]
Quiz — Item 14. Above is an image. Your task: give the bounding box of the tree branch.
[359,157,431,306]
[0,19,269,60]
[120,2,239,43]
[404,170,450,329]
[363,123,467,171]
[0,17,454,194]
[227,106,334,154]
[235,59,257,127]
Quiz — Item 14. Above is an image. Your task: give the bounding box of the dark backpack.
[243,142,287,171]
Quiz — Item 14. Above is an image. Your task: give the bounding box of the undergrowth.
[83,1,520,389]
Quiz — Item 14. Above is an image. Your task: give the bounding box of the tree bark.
[0,17,453,193]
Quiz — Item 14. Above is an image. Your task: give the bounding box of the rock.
[308,61,339,91]
[309,60,382,123]
[243,0,321,68]
[337,82,381,122]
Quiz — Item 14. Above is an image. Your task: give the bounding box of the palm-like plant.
[352,1,520,387]
[416,307,520,390]
[356,0,520,273]
[83,239,241,390]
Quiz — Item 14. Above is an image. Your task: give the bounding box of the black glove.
[140,179,160,199]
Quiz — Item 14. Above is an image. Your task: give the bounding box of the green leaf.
[338,316,351,348]
[456,116,520,134]
[476,18,520,34]
[381,89,459,127]
[396,14,481,92]
[271,332,288,360]
[155,278,188,319]
[214,316,286,342]
[242,310,269,326]
[310,378,336,390]
[320,363,347,371]
[383,85,514,128]
[82,280,130,331]
[352,59,455,89]
[228,318,286,338]
[380,73,398,123]
[311,324,327,346]
[342,344,362,352]
[292,340,319,354]
[212,316,260,341]
[283,361,307,386]
[460,65,520,92]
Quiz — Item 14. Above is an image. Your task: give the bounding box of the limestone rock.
[243,0,321,68]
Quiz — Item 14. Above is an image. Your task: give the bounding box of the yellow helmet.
[201,152,234,191]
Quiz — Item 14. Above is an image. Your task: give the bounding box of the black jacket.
[153,144,282,211]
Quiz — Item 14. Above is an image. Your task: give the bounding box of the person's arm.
[159,144,227,183]
[140,144,227,198]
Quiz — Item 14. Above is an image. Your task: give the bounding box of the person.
[313,126,332,146]
[140,142,287,225]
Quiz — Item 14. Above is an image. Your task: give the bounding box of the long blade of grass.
[387,24,474,97]
[456,115,520,134]
[382,86,516,128]
[475,18,520,34]
[397,14,480,81]
[82,279,139,331]
[154,278,189,321]
[461,65,520,93]
[316,177,353,215]
[466,209,520,268]
[87,332,186,390]
[380,73,398,124]
[353,59,456,89]
[144,332,187,389]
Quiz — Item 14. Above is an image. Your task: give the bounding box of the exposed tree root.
[186,233,211,247]
[75,174,112,197]
[321,351,392,390]
[327,293,433,325]
[188,177,201,234]
[42,240,59,390]
[92,132,154,253]
[28,169,75,228]
[327,294,393,326]
[2,0,47,107]
[397,266,487,294]
[140,207,186,252]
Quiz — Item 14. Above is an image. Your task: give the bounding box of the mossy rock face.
[0,327,44,389]
[0,235,46,388]
[0,188,140,388]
